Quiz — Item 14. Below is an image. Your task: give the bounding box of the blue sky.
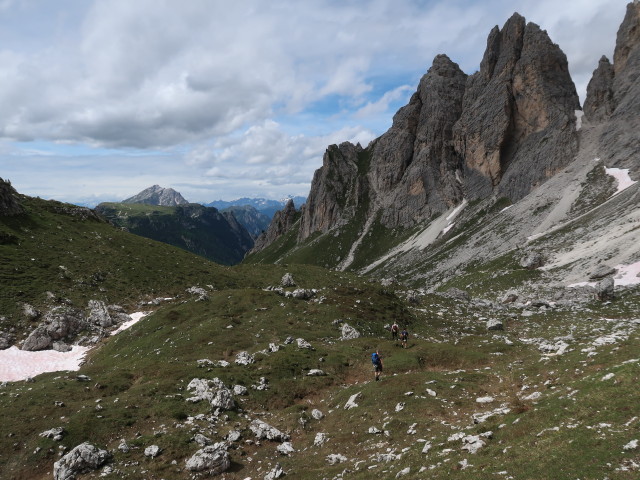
[0,0,630,206]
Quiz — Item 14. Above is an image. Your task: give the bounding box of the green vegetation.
[95,202,253,265]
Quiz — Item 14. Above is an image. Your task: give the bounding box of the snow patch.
[605,167,637,195]
[575,110,583,131]
[0,346,90,382]
[568,261,640,288]
[111,312,149,335]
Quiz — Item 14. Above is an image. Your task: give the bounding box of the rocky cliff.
[0,178,25,216]
[254,11,581,252]
[250,199,299,253]
[123,185,189,206]
[585,0,640,174]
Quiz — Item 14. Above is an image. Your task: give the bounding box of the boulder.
[281,273,296,287]
[22,307,86,351]
[500,291,519,304]
[185,443,230,474]
[22,303,40,320]
[144,445,161,458]
[461,435,486,454]
[53,442,110,480]
[444,287,471,302]
[235,351,255,365]
[264,463,286,480]
[314,432,328,446]
[87,300,112,328]
[186,286,208,301]
[249,420,290,442]
[186,378,235,410]
[39,427,65,441]
[311,409,324,420]
[233,385,248,395]
[277,442,294,455]
[340,323,361,340]
[486,319,504,331]
[0,331,14,350]
[595,276,615,301]
[296,338,313,349]
[589,264,617,280]
[286,288,315,300]
[519,252,544,270]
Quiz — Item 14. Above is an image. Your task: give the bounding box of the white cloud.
[0,0,630,202]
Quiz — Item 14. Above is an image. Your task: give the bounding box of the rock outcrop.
[253,12,581,253]
[53,443,110,480]
[250,199,299,253]
[585,0,640,174]
[0,178,24,217]
[22,307,86,351]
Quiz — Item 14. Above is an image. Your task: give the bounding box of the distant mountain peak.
[123,185,189,206]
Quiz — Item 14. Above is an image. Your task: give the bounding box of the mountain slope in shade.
[96,202,253,265]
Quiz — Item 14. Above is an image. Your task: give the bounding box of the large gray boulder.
[185,443,231,474]
[53,442,110,480]
[87,300,113,328]
[186,378,236,410]
[0,330,14,350]
[589,264,617,280]
[595,277,615,301]
[249,419,290,442]
[340,323,361,340]
[22,307,86,351]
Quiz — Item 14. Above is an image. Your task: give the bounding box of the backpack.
[371,352,381,365]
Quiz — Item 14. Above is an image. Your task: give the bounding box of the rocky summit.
[1,4,639,480]
[123,184,189,206]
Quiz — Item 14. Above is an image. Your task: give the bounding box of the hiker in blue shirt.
[401,327,409,348]
[371,350,383,381]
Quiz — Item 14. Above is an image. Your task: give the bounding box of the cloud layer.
[0,0,629,203]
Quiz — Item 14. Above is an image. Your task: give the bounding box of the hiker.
[391,322,399,341]
[371,350,383,381]
[400,327,409,348]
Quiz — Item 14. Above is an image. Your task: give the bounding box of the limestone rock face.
[299,142,363,241]
[584,56,615,121]
[53,442,110,480]
[453,13,580,202]
[375,54,467,228]
[0,178,24,217]
[250,199,298,253]
[591,1,640,174]
[22,307,86,351]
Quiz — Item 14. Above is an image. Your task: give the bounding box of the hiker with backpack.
[371,350,383,381]
[401,327,409,348]
[391,322,399,341]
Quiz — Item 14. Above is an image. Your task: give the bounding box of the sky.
[0,0,631,206]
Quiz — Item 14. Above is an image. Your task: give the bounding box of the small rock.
[307,369,326,376]
[476,396,494,404]
[193,434,212,446]
[250,419,290,442]
[595,277,615,301]
[311,408,324,420]
[227,430,242,442]
[39,427,65,441]
[264,463,286,480]
[117,439,130,453]
[235,351,255,365]
[396,467,410,477]
[623,439,638,451]
[486,319,503,331]
[144,445,161,458]
[314,432,327,446]
[519,252,544,270]
[277,442,294,455]
[395,402,405,412]
[296,338,313,349]
[461,435,486,454]
[344,392,361,410]
[326,453,347,465]
[233,385,248,395]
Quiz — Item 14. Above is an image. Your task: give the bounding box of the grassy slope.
[1,278,638,479]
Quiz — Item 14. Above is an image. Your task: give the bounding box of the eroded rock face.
[299,142,363,241]
[22,307,86,351]
[250,199,299,253]
[0,178,24,217]
[453,13,579,202]
[584,56,616,121]
[53,442,110,480]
